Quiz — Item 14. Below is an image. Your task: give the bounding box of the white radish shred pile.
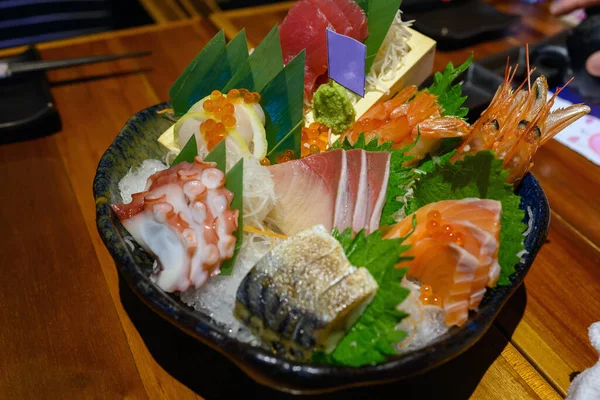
[118,159,168,203]
[366,11,413,94]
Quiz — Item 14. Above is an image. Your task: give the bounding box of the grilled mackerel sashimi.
[268,149,390,236]
[234,225,378,360]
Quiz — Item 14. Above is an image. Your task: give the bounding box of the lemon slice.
[173,111,211,152]
[189,96,267,160]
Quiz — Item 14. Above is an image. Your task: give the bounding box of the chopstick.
[0,51,151,78]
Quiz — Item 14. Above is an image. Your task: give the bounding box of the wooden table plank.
[532,140,600,248]
[497,211,600,395]
[0,138,147,399]
[37,20,219,400]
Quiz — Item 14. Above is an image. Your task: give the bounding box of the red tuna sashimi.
[365,151,391,232]
[331,0,368,41]
[307,0,354,37]
[279,0,331,96]
[279,1,330,64]
[334,149,365,232]
[268,149,346,236]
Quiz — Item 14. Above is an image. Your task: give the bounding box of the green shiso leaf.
[204,139,226,172]
[315,229,411,367]
[223,25,283,93]
[364,0,402,73]
[171,135,197,166]
[333,133,416,226]
[406,151,526,285]
[169,31,227,116]
[219,157,244,276]
[260,50,305,162]
[426,54,473,118]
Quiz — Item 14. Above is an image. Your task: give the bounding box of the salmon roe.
[420,285,443,306]
[200,89,261,149]
[301,121,329,158]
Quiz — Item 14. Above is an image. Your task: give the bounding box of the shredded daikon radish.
[516,249,529,263]
[523,206,534,237]
[366,11,413,94]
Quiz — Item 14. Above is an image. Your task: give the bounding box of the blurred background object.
[0,0,153,49]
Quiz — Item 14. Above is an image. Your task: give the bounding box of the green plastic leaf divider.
[260,50,305,162]
[190,30,250,106]
[223,25,283,93]
[171,135,198,166]
[169,31,226,116]
[364,0,402,73]
[220,158,244,275]
[203,139,226,172]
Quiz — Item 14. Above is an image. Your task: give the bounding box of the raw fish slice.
[365,151,391,232]
[441,220,498,309]
[308,0,354,37]
[406,238,479,326]
[385,199,502,322]
[235,225,378,359]
[351,150,368,233]
[279,1,330,64]
[278,0,331,96]
[331,0,368,41]
[268,149,346,236]
[303,29,330,97]
[335,149,363,231]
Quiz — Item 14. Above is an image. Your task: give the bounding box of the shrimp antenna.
[526,43,531,93]
[510,63,519,85]
[515,67,537,93]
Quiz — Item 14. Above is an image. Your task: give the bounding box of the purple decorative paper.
[326,29,366,97]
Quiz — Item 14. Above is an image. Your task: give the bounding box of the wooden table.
[0,2,598,398]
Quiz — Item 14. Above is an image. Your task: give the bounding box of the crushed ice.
[395,278,449,353]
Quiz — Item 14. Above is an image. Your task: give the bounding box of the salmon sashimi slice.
[385,199,502,324]
[268,149,346,236]
[404,238,480,326]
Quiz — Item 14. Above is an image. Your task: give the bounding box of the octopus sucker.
[111,156,238,292]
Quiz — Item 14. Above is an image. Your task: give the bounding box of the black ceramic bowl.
[93,102,550,394]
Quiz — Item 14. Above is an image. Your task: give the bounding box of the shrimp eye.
[491,119,500,130]
[533,126,541,138]
[518,120,528,129]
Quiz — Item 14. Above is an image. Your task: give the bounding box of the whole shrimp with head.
[452,57,591,184]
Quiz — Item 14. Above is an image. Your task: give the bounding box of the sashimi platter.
[94,0,591,393]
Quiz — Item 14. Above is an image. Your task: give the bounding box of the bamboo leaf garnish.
[171,135,198,166]
[169,31,226,116]
[202,30,250,98]
[260,50,305,162]
[223,26,284,93]
[204,139,226,172]
[220,158,244,275]
[364,0,402,73]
